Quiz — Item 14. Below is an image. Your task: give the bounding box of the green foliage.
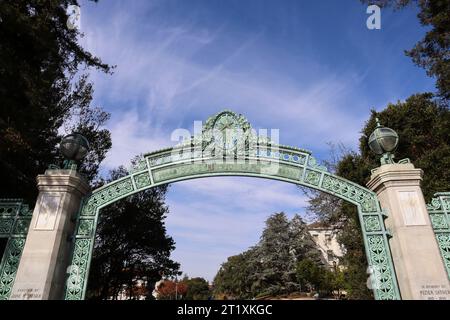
[183,277,211,300]
[86,165,179,300]
[361,0,450,102]
[213,213,325,299]
[296,259,345,297]
[0,0,112,202]
[296,259,323,292]
[213,248,259,299]
[0,1,179,302]
[305,94,450,299]
[360,94,450,200]
[155,280,188,300]
[336,204,373,299]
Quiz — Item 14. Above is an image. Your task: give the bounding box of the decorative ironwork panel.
[363,215,382,232]
[80,178,134,216]
[64,238,92,300]
[134,172,152,189]
[303,169,321,186]
[365,235,397,299]
[64,110,400,300]
[0,238,26,300]
[76,219,95,237]
[0,199,32,300]
[427,193,450,278]
[321,175,378,212]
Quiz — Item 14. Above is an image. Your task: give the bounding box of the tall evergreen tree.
[183,277,211,300]
[87,166,180,300]
[305,93,450,299]
[213,248,259,299]
[213,213,325,298]
[361,0,450,102]
[257,213,292,295]
[289,215,325,265]
[0,0,112,202]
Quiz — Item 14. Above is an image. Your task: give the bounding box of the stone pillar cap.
[367,162,423,192]
[37,169,91,196]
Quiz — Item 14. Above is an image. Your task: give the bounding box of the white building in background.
[307,222,344,269]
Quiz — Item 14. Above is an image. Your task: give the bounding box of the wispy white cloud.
[78,0,432,282]
[165,177,308,280]
[103,111,171,168]
[79,1,365,280]
[80,1,371,172]
[171,177,308,211]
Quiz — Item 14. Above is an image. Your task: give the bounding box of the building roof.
[307,221,331,229]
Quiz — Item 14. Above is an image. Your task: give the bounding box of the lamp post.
[59,133,90,170]
[368,118,399,165]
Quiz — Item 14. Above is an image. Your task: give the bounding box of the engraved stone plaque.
[35,194,61,230]
[418,284,450,300]
[398,191,426,226]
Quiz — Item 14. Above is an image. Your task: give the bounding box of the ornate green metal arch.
[0,199,32,300]
[427,193,450,278]
[64,110,400,300]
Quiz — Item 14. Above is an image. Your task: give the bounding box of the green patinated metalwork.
[0,199,32,300]
[64,110,401,300]
[427,193,450,278]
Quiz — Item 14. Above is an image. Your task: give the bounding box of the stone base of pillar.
[10,169,90,300]
[368,163,450,300]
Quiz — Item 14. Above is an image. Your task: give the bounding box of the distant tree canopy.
[361,0,450,103]
[183,277,211,300]
[156,280,188,300]
[296,258,344,297]
[0,1,179,302]
[213,213,327,299]
[0,0,112,202]
[86,166,180,300]
[154,276,211,300]
[305,93,450,299]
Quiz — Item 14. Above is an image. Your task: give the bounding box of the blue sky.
[79,0,434,281]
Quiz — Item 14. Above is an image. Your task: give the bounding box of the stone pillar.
[10,169,90,300]
[367,163,450,300]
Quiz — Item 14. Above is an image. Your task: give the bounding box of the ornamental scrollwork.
[77,219,94,237]
[321,175,378,212]
[364,216,382,232]
[427,193,450,279]
[134,172,152,189]
[129,157,148,174]
[0,219,14,235]
[366,235,398,300]
[65,238,91,300]
[430,214,449,230]
[0,238,26,300]
[435,234,450,272]
[304,170,321,186]
[0,199,32,300]
[81,178,134,216]
[13,218,30,235]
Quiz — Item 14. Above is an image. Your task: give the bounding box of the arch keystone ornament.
[64,110,400,300]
